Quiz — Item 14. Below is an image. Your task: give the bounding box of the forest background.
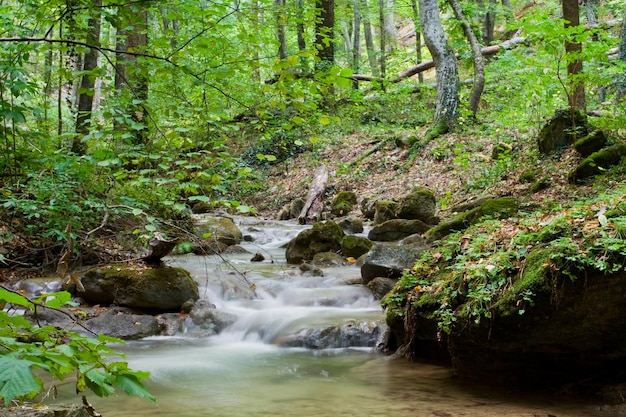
[1,0,626,407]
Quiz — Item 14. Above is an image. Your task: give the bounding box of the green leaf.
[318,115,331,125]
[34,291,72,309]
[114,373,156,403]
[0,354,42,406]
[0,288,33,309]
[188,195,210,203]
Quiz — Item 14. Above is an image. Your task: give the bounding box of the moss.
[573,130,607,157]
[331,191,357,216]
[568,143,626,183]
[529,177,551,193]
[519,169,542,183]
[396,187,436,222]
[374,199,398,224]
[425,197,518,241]
[341,235,373,258]
[494,247,551,317]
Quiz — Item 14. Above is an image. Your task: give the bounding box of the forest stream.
[43,217,616,417]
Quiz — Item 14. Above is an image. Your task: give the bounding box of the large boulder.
[373,200,398,224]
[285,221,345,264]
[395,187,437,223]
[368,219,430,241]
[537,108,589,154]
[568,143,626,183]
[341,235,373,258]
[360,244,423,285]
[194,215,243,253]
[80,265,199,311]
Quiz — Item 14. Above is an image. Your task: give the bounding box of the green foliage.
[383,184,626,334]
[0,287,154,406]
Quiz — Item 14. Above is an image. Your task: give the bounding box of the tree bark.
[352,0,361,89]
[618,7,626,62]
[410,0,423,83]
[448,0,485,118]
[276,0,287,60]
[482,0,497,46]
[378,0,386,80]
[298,165,329,225]
[362,0,379,76]
[315,0,335,70]
[562,0,586,112]
[73,0,102,155]
[419,0,459,133]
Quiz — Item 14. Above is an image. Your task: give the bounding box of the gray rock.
[367,277,397,299]
[368,219,430,241]
[360,244,423,284]
[85,308,159,340]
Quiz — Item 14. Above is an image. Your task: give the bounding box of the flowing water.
[48,217,615,417]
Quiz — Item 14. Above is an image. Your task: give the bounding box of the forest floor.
[247,122,599,221]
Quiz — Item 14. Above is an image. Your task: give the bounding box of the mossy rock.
[331,191,357,216]
[395,187,437,223]
[573,130,607,157]
[519,169,542,183]
[285,221,345,264]
[338,216,364,234]
[368,219,430,241]
[341,235,373,258]
[492,142,513,160]
[568,143,626,183]
[81,265,199,311]
[312,251,348,267]
[529,176,551,193]
[195,216,243,253]
[537,108,589,154]
[425,197,519,241]
[373,199,398,224]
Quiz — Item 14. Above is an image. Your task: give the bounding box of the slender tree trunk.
[378,0,386,80]
[362,0,378,76]
[342,20,353,58]
[618,5,626,62]
[410,0,423,83]
[296,0,306,52]
[448,0,484,118]
[73,0,102,155]
[562,0,586,112]
[352,0,361,89]
[315,0,335,70]
[384,0,397,50]
[480,0,497,46]
[419,0,459,134]
[276,0,287,60]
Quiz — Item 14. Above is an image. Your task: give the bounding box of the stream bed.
[47,217,617,416]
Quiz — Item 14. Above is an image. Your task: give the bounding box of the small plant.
[0,288,154,406]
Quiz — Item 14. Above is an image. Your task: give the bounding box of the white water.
[47,217,610,417]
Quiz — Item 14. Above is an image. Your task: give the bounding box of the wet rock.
[285,221,345,264]
[0,403,97,417]
[85,308,159,340]
[367,277,397,299]
[251,252,265,262]
[312,251,347,267]
[277,320,386,349]
[194,216,243,253]
[80,265,199,311]
[330,191,357,216]
[341,235,373,258]
[338,216,364,234]
[360,244,423,285]
[157,312,185,336]
[188,299,238,333]
[395,187,437,223]
[277,198,305,220]
[299,262,324,276]
[368,219,430,241]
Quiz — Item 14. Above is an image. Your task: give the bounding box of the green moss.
[519,169,542,183]
[425,197,518,241]
[494,247,551,317]
[568,143,626,183]
[341,235,373,258]
[529,177,551,193]
[331,191,357,216]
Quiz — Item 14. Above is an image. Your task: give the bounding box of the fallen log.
[298,165,328,225]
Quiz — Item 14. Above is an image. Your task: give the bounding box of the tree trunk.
[362,0,379,76]
[378,0,386,80]
[276,0,287,60]
[410,0,423,83]
[448,0,484,118]
[114,4,150,145]
[419,0,459,134]
[315,0,335,70]
[352,0,361,89]
[618,7,626,62]
[562,0,585,112]
[384,0,397,50]
[482,0,497,46]
[73,0,102,155]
